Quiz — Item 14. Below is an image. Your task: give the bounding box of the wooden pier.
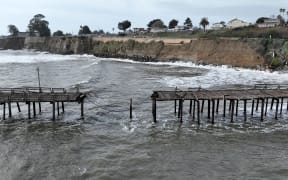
[0,87,86,120]
[151,84,288,124]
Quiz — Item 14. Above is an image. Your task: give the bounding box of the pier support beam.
[57,102,60,116]
[189,100,192,114]
[275,98,279,120]
[207,100,211,119]
[174,100,177,116]
[152,98,157,123]
[243,99,247,122]
[27,102,31,119]
[265,98,269,116]
[251,99,255,116]
[33,102,36,117]
[223,97,227,117]
[260,98,265,122]
[17,102,21,112]
[3,103,6,120]
[38,102,42,113]
[192,100,196,121]
[196,100,200,125]
[8,102,12,117]
[212,99,215,124]
[231,100,235,123]
[52,102,56,120]
[62,102,65,113]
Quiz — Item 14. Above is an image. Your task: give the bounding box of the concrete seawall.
[1,36,287,69]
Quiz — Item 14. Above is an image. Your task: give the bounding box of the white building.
[149,27,167,33]
[257,18,280,28]
[226,18,250,29]
[211,23,225,30]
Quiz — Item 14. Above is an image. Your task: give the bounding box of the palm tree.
[280,8,286,16]
[200,17,209,31]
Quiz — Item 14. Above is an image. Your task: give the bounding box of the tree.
[28,14,51,37]
[78,25,91,35]
[280,8,286,16]
[118,20,131,32]
[184,17,193,29]
[53,30,64,36]
[220,21,226,27]
[8,25,19,36]
[277,15,285,26]
[256,17,269,24]
[168,19,178,29]
[147,19,166,28]
[200,17,209,31]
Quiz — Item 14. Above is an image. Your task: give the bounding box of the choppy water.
[0,49,288,179]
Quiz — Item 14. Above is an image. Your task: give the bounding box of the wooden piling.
[256,98,259,111]
[251,99,255,116]
[178,100,181,118]
[265,98,269,116]
[223,97,226,117]
[130,98,132,119]
[57,102,60,116]
[271,98,274,110]
[17,102,21,112]
[201,100,205,113]
[189,100,192,114]
[231,100,235,123]
[260,98,265,122]
[38,102,41,113]
[216,99,220,114]
[179,99,183,123]
[280,97,284,115]
[27,102,31,119]
[152,98,157,123]
[207,100,211,119]
[196,100,200,125]
[33,102,36,117]
[235,99,239,116]
[192,100,196,121]
[3,103,6,120]
[62,102,65,112]
[52,102,56,120]
[174,100,177,116]
[275,98,279,120]
[81,101,84,118]
[8,101,12,117]
[212,99,215,124]
[243,99,247,122]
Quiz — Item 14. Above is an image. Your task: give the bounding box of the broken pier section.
[151,84,288,124]
[0,87,86,120]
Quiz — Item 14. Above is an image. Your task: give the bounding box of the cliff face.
[1,36,286,69]
[90,37,268,68]
[24,37,92,54]
[0,37,25,50]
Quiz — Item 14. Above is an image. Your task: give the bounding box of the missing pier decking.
[151,84,288,124]
[0,87,86,120]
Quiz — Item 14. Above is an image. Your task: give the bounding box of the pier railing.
[0,87,86,120]
[151,84,288,124]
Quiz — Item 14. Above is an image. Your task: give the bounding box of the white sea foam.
[100,57,288,88]
[160,65,288,88]
[0,49,97,64]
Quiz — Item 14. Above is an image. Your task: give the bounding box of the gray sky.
[1,0,286,35]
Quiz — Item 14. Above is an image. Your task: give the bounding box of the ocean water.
[0,49,288,179]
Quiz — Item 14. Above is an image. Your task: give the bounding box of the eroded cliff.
[1,36,287,69]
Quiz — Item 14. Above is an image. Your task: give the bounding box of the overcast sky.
[0,0,286,35]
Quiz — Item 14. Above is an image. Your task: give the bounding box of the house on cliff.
[257,18,280,28]
[226,18,251,29]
